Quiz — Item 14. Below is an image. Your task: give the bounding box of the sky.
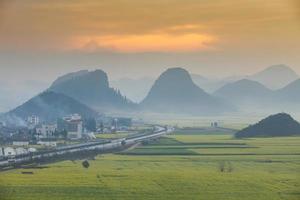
[0,0,300,111]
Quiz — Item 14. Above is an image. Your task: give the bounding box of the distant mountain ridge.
[141,68,234,115]
[248,64,299,89]
[49,69,137,112]
[235,113,300,138]
[214,79,272,97]
[214,79,273,110]
[191,64,298,93]
[214,77,300,112]
[275,79,300,103]
[191,74,242,93]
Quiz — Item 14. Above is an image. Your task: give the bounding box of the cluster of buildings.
[27,115,40,129]
[0,114,133,157]
[0,114,85,157]
[26,114,133,140]
[0,111,136,161]
[29,114,84,140]
[99,117,133,133]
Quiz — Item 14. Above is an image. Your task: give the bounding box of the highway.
[0,125,174,170]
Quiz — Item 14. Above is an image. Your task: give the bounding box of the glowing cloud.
[70,33,217,53]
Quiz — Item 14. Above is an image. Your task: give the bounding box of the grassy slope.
[0,132,300,200]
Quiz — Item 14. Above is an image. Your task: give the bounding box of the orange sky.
[0,0,299,53]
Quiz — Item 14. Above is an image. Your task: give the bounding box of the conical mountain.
[141,68,234,115]
[235,113,300,138]
[49,69,136,112]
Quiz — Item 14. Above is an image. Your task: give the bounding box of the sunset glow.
[0,0,299,85]
[70,33,217,53]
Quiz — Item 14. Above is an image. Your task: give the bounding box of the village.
[0,114,134,158]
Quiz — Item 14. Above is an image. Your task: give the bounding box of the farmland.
[0,129,300,200]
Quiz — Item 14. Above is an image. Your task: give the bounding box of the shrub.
[82,160,90,169]
[219,161,225,172]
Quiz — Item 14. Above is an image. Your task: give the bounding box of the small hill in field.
[235,113,300,138]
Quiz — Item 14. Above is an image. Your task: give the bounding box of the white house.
[28,147,37,153]
[62,114,83,139]
[4,147,16,156]
[13,141,29,146]
[37,141,57,147]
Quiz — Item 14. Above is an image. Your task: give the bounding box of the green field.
[1,130,300,200]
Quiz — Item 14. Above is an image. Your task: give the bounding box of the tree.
[53,130,59,137]
[85,118,96,132]
[82,160,90,169]
[218,161,225,172]
[58,129,68,139]
[99,121,104,133]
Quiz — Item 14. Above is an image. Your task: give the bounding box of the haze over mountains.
[191,74,242,93]
[111,64,299,102]
[249,65,299,90]
[1,64,300,122]
[192,64,299,92]
[215,77,300,112]
[110,77,154,103]
[0,80,49,113]
[214,79,274,110]
[6,91,98,123]
[276,79,300,103]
